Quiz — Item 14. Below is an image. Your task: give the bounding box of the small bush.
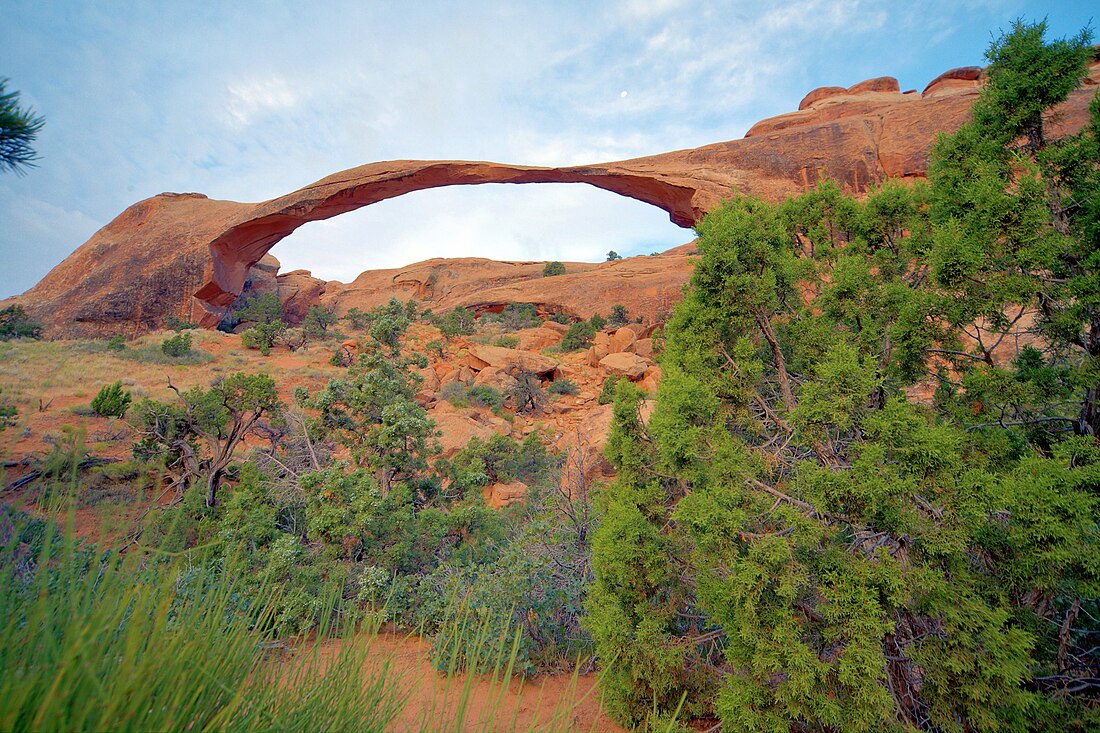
[606,250,622,261]
[0,305,41,340]
[498,303,541,331]
[161,332,192,357]
[91,381,132,418]
[234,292,284,325]
[241,322,286,356]
[542,261,565,277]
[343,307,370,330]
[609,304,630,327]
[467,385,503,411]
[549,313,569,325]
[164,315,198,331]
[438,306,476,338]
[493,335,519,349]
[547,379,578,396]
[560,321,596,352]
[441,382,469,408]
[598,375,623,405]
[106,334,126,351]
[589,313,607,331]
[302,305,338,339]
[426,339,445,359]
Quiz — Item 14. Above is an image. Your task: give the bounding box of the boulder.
[467,344,558,377]
[473,365,520,394]
[634,337,653,358]
[483,480,527,509]
[514,326,562,351]
[640,365,662,394]
[431,410,502,458]
[540,321,570,335]
[609,327,638,354]
[599,352,650,381]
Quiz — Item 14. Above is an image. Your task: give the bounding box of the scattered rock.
[467,345,558,377]
[599,352,650,381]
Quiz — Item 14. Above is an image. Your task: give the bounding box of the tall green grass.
[0,510,613,732]
[0,512,405,732]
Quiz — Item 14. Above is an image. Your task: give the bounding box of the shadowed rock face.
[15,55,1100,338]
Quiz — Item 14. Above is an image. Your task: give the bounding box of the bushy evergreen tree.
[586,21,1100,730]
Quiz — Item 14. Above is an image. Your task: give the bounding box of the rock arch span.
[17,56,1100,338]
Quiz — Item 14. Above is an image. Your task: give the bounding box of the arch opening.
[266,182,692,283]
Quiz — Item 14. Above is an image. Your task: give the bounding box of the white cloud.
[225,76,300,126]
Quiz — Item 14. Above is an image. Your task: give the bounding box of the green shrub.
[542,261,565,277]
[0,304,41,340]
[234,291,284,325]
[343,307,370,329]
[560,321,596,351]
[160,332,192,357]
[303,305,339,339]
[241,321,285,355]
[609,303,629,327]
[498,303,541,331]
[547,378,578,396]
[91,381,131,418]
[549,313,569,325]
[466,385,503,411]
[438,306,476,338]
[164,315,198,331]
[493,335,519,349]
[606,250,622,261]
[106,334,126,351]
[598,375,623,405]
[589,313,607,330]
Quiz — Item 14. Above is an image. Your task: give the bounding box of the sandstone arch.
[16,55,1099,338]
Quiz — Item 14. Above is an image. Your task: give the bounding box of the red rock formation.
[13,54,1100,338]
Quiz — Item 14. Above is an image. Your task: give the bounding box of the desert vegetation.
[1,18,1098,733]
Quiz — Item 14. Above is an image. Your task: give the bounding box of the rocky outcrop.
[14,53,1100,338]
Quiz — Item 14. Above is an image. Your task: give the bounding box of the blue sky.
[0,0,1094,297]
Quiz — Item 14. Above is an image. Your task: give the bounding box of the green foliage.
[91,381,131,418]
[497,303,541,331]
[560,321,596,351]
[0,388,16,431]
[437,306,476,339]
[598,375,623,405]
[509,369,544,414]
[547,378,578,396]
[586,23,1100,727]
[368,297,412,350]
[426,338,444,359]
[132,372,283,506]
[240,321,285,356]
[0,509,416,731]
[105,334,125,351]
[343,306,370,329]
[234,291,284,325]
[493,335,519,349]
[0,304,41,340]
[589,312,607,331]
[0,78,45,174]
[608,304,630,327]
[302,305,338,339]
[302,345,437,493]
[160,331,192,356]
[543,261,566,277]
[549,312,569,325]
[164,315,199,331]
[606,250,622,261]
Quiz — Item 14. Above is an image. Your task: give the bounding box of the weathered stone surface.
[472,365,520,394]
[599,352,650,381]
[634,337,653,358]
[13,54,1100,338]
[483,480,527,509]
[466,345,558,376]
[609,327,638,354]
[514,326,562,351]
